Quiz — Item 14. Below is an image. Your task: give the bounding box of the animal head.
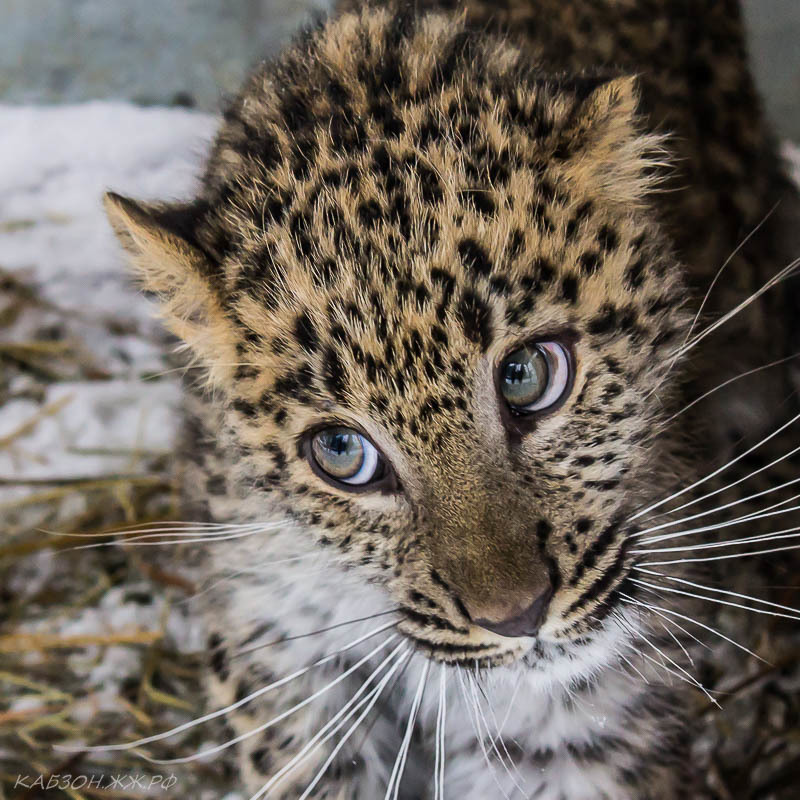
[106,7,690,665]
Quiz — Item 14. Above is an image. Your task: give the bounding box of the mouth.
[395,607,531,667]
[395,597,618,669]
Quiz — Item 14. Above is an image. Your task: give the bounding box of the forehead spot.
[458,290,493,351]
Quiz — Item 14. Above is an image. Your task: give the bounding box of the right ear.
[104,192,236,376]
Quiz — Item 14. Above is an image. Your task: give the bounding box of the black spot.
[565,201,594,240]
[508,229,525,258]
[208,633,229,681]
[559,274,580,304]
[624,258,646,290]
[358,199,383,228]
[458,290,493,351]
[579,251,601,275]
[416,162,443,205]
[294,311,318,352]
[372,102,405,137]
[206,475,227,495]
[323,347,348,402]
[233,399,257,418]
[530,201,554,232]
[521,257,555,294]
[588,305,618,336]
[458,239,492,276]
[460,189,496,216]
[597,225,619,251]
[250,746,273,775]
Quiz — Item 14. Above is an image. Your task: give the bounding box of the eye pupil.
[501,346,549,407]
[312,428,365,480]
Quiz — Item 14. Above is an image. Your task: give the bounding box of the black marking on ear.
[458,290,493,351]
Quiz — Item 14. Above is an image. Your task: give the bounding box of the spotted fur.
[105,1,799,797]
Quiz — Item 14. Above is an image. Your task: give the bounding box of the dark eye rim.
[301,424,400,494]
[495,335,576,431]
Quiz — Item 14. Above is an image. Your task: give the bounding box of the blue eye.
[500,341,571,412]
[311,427,383,485]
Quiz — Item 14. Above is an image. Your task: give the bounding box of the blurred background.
[1,0,799,139]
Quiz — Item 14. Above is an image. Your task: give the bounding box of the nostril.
[471,587,553,638]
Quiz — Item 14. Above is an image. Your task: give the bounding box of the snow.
[0,103,218,490]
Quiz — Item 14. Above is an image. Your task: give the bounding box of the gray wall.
[1,0,798,139]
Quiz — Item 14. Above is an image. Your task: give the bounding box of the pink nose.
[469,588,553,638]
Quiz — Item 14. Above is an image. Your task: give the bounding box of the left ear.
[104,192,237,378]
[558,76,668,204]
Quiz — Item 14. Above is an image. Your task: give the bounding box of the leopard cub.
[105,1,799,797]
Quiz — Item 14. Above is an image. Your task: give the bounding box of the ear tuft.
[103,192,210,295]
[557,75,670,204]
[104,192,234,375]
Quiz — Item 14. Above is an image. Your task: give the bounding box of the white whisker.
[636,568,800,617]
[141,633,400,764]
[664,350,800,422]
[250,643,410,800]
[61,621,398,754]
[435,664,447,800]
[456,669,510,800]
[621,599,711,654]
[622,636,718,707]
[615,646,650,684]
[614,614,716,705]
[296,646,411,800]
[494,670,524,744]
[630,413,800,521]
[659,621,694,667]
[631,476,800,538]
[385,659,430,800]
[630,577,800,623]
[633,524,800,554]
[640,541,800,565]
[619,593,763,662]
[670,256,800,360]
[470,668,525,794]
[68,527,273,551]
[636,492,800,546]
[41,521,266,538]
